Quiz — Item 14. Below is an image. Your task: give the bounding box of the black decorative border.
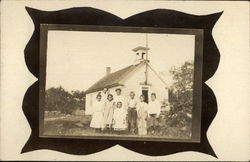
[22,7,222,157]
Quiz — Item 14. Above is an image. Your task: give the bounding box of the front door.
[142,88,149,103]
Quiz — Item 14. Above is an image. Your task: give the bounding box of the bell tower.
[132,46,150,63]
[132,34,151,86]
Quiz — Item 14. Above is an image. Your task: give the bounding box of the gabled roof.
[85,62,143,94]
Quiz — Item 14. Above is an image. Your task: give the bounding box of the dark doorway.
[142,89,148,103]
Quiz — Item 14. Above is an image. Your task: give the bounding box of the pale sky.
[46,30,195,91]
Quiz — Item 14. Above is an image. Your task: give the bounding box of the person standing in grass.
[147,93,161,135]
[136,95,148,136]
[90,94,105,133]
[113,88,125,104]
[112,101,127,134]
[127,91,138,134]
[148,93,161,134]
[103,94,115,132]
[98,87,109,102]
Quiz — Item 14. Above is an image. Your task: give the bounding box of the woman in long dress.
[136,95,148,136]
[112,101,127,133]
[90,94,105,133]
[98,87,109,102]
[103,94,115,132]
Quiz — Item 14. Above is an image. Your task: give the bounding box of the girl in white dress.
[137,95,148,136]
[112,101,127,133]
[103,94,115,132]
[90,94,105,133]
[98,87,109,102]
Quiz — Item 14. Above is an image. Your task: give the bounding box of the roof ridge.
[85,63,142,94]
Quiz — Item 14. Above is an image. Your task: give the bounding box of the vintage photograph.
[40,25,202,141]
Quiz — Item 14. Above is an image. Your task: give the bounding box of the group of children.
[89,87,162,136]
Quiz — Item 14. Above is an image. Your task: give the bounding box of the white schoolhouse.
[85,46,169,114]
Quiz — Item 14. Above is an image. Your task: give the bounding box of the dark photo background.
[22,7,222,157]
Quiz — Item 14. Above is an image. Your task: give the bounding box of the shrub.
[45,86,85,114]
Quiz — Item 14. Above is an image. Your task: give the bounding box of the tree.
[45,86,85,114]
[71,90,85,110]
[168,61,194,128]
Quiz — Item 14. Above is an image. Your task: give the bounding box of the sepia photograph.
[39,25,203,142]
[1,0,250,160]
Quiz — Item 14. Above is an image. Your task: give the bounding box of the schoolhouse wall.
[122,65,169,103]
[85,91,97,115]
[85,86,123,115]
[147,67,169,102]
[85,93,91,114]
[121,66,146,100]
[85,64,170,114]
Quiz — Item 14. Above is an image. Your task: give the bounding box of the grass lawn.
[44,114,94,136]
[43,114,191,139]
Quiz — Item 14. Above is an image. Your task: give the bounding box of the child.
[98,87,109,102]
[113,88,125,104]
[103,94,115,132]
[147,93,161,135]
[112,101,127,134]
[136,95,148,136]
[127,91,138,134]
[90,94,105,133]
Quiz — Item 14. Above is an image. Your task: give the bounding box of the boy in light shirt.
[147,93,161,135]
[126,91,138,134]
